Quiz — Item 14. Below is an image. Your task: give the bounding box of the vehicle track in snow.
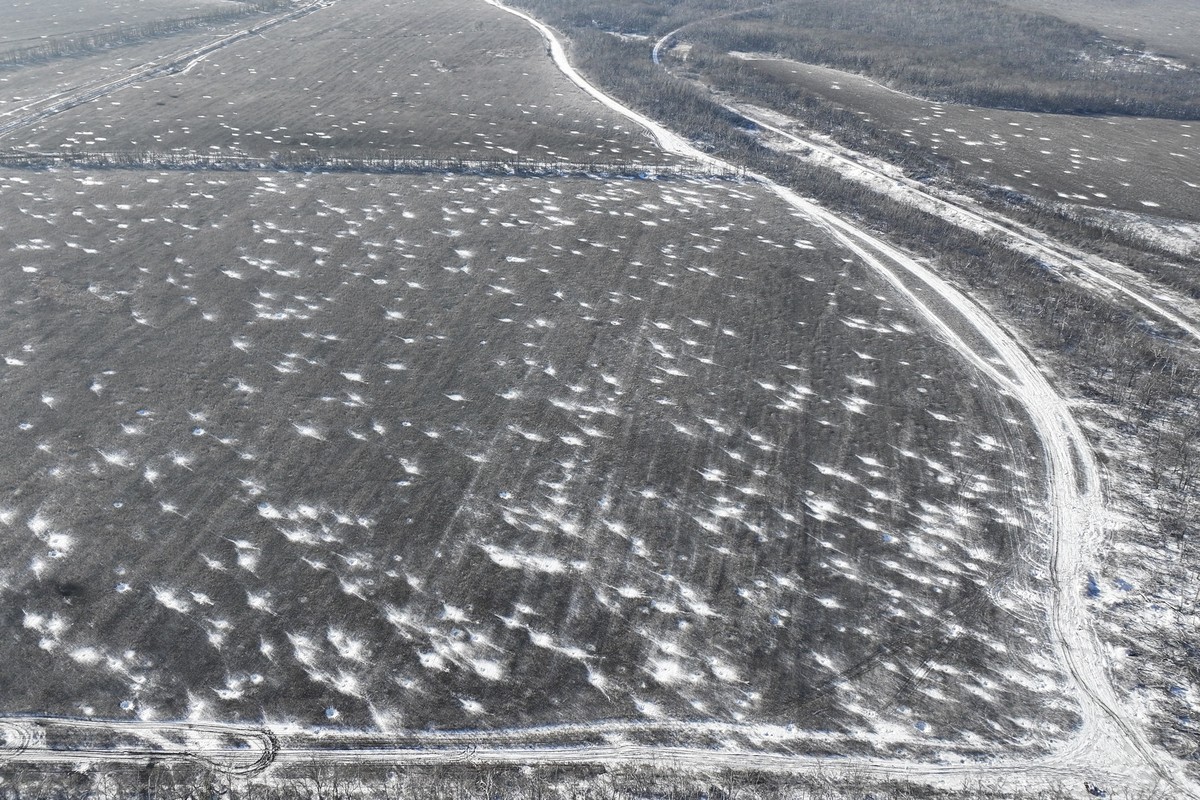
[442,2,1198,793]
[734,105,1200,344]
[647,21,1200,790]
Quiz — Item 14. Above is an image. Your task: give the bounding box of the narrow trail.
[0,0,336,140]
[1,2,1196,795]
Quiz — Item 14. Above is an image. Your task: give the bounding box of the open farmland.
[0,0,671,166]
[1004,0,1200,60]
[723,58,1200,223]
[0,0,245,51]
[3,0,1200,795]
[0,27,246,110]
[0,165,1073,755]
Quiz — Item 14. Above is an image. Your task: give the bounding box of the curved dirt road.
[736,106,1200,344]
[653,27,1200,345]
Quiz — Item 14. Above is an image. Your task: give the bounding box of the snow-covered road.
[736,106,1200,344]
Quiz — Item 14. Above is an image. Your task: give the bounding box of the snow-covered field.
[0,0,239,50]
[731,57,1200,223]
[0,0,670,166]
[0,166,1066,756]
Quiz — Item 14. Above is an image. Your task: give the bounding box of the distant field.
[0,29,230,110]
[0,166,1069,752]
[0,0,671,165]
[1005,0,1200,60]
[0,0,241,50]
[735,58,1200,223]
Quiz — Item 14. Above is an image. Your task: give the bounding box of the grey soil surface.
[739,57,1200,222]
[0,167,1068,753]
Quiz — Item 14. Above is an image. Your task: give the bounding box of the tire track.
[734,106,1200,344]
[0,717,279,776]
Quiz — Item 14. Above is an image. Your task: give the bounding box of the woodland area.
[508,0,1200,496]
[686,0,1200,119]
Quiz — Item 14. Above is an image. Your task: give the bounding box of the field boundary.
[0,149,739,179]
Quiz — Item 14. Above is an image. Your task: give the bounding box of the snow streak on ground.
[0,0,338,140]
[732,103,1200,344]
[729,56,1200,222]
[0,0,673,166]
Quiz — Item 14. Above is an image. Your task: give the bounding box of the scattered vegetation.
[1,0,1197,792]
[0,149,728,177]
[505,0,1200,501]
[0,762,1092,800]
[682,0,1200,119]
[504,2,1200,763]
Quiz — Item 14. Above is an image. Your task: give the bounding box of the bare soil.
[0,166,1069,753]
[0,0,241,51]
[1004,0,1200,60]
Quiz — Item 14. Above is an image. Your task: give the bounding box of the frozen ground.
[2,0,1196,793]
[0,166,1066,755]
[0,0,241,50]
[0,0,671,165]
[1005,0,1200,60]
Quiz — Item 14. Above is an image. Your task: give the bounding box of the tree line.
[684,0,1200,120]
[515,0,1200,120]
[0,148,741,179]
[0,760,1089,800]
